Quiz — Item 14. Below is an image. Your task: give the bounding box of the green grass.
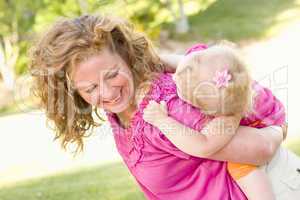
[0,141,299,200]
[0,162,145,200]
[171,0,300,43]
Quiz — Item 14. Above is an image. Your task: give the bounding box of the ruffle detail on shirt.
[127,73,179,166]
[106,111,145,167]
[143,73,177,103]
[106,72,187,167]
[138,73,192,160]
[127,119,147,167]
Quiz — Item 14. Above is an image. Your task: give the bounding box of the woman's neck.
[116,102,137,128]
[116,82,152,128]
[118,104,136,119]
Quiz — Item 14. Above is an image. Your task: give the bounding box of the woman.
[30,14,298,199]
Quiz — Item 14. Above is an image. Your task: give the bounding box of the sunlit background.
[0,0,300,199]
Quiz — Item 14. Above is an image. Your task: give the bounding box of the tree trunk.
[0,37,17,91]
[176,0,189,34]
[77,0,88,14]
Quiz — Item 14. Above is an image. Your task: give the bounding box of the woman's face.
[72,48,135,113]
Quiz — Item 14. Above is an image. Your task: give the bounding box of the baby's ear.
[191,53,202,64]
[176,65,193,76]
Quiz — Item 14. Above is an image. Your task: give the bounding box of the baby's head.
[173,44,251,116]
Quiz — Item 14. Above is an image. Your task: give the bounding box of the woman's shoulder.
[147,71,177,101]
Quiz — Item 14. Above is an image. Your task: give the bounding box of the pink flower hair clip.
[213,68,232,88]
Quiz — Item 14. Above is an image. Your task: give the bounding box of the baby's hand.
[143,100,168,126]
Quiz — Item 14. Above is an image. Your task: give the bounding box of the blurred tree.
[0,0,210,85]
[176,0,189,33]
[0,0,44,90]
[0,0,90,90]
[163,0,189,33]
[109,0,191,38]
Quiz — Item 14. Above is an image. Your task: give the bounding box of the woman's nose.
[98,83,118,102]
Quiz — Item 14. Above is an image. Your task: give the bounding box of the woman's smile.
[103,87,123,105]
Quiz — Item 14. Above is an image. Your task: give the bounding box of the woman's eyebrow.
[75,83,95,91]
[104,65,120,77]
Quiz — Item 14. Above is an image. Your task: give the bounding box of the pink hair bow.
[213,69,232,88]
[185,44,208,55]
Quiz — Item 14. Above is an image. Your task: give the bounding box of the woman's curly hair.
[29,15,166,153]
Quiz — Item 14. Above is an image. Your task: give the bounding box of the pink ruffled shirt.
[106,72,285,200]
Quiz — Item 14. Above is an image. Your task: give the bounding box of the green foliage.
[0,0,45,76]
[123,0,167,38]
[0,0,212,78]
[286,137,300,156]
[15,41,29,75]
[119,0,216,39]
[1,0,300,78]
[179,0,300,42]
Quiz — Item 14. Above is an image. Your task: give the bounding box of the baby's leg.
[237,168,275,200]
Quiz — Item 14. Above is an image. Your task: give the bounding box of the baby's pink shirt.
[240,80,285,127]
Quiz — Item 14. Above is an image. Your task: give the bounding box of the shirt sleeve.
[166,95,211,132]
[142,73,211,159]
[241,81,286,127]
[144,95,210,160]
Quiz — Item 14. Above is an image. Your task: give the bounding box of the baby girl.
[143,44,286,200]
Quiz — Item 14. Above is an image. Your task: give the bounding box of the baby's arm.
[143,100,240,157]
[160,54,184,72]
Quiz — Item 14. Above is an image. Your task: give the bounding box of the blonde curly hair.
[30,15,166,153]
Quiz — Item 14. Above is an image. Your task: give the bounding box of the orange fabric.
[227,162,257,180]
[248,120,263,127]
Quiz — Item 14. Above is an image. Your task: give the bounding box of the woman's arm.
[160,54,183,72]
[207,125,283,165]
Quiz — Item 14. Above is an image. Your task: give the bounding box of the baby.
[144,44,286,200]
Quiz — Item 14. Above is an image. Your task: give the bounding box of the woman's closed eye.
[85,84,97,94]
[84,69,119,94]
[106,69,119,79]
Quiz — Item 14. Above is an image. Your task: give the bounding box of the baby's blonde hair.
[29,15,166,153]
[185,44,251,116]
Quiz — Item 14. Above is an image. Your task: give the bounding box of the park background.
[0,0,300,199]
